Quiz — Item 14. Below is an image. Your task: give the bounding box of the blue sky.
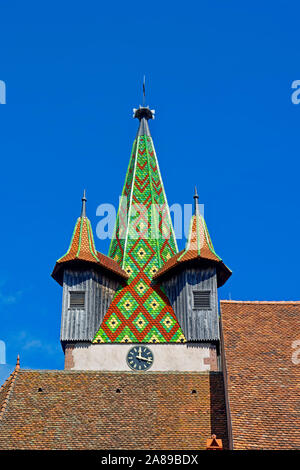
[1,1,299,384]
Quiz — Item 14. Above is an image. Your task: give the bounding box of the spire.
[133,106,155,137]
[110,105,177,270]
[56,192,99,264]
[142,75,146,106]
[81,189,87,217]
[93,104,185,344]
[16,355,20,370]
[153,189,232,287]
[193,186,199,215]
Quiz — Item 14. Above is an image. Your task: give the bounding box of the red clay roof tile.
[221,300,300,450]
[154,212,231,287]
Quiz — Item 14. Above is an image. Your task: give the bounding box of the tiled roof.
[94,110,185,343]
[52,209,128,285]
[0,370,228,450]
[221,300,300,450]
[93,272,186,344]
[153,200,231,287]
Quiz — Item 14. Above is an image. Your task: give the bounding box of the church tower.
[52,104,231,372]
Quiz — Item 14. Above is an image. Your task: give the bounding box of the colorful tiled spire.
[52,192,128,285]
[93,106,185,344]
[153,188,232,287]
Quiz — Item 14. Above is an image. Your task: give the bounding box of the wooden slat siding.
[162,267,219,341]
[61,270,120,341]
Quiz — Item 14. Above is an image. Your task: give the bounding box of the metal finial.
[193,186,199,214]
[133,106,155,121]
[81,190,87,217]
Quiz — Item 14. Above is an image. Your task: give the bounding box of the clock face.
[126,346,154,371]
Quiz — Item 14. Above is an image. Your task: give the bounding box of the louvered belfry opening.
[69,291,85,309]
[193,290,211,309]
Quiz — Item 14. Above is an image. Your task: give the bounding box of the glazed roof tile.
[154,194,231,287]
[52,195,128,285]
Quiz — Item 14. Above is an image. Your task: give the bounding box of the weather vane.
[133,76,155,119]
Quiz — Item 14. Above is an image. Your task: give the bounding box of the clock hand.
[136,355,152,363]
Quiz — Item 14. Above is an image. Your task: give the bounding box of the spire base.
[133,107,155,137]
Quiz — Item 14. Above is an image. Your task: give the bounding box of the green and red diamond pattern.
[93,135,185,343]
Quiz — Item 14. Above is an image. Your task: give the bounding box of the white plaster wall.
[69,342,214,372]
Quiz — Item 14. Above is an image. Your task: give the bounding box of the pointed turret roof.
[93,106,185,344]
[52,192,128,285]
[153,189,232,287]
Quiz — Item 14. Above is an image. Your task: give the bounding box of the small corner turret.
[153,189,231,358]
[50,100,231,373]
[51,192,128,356]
